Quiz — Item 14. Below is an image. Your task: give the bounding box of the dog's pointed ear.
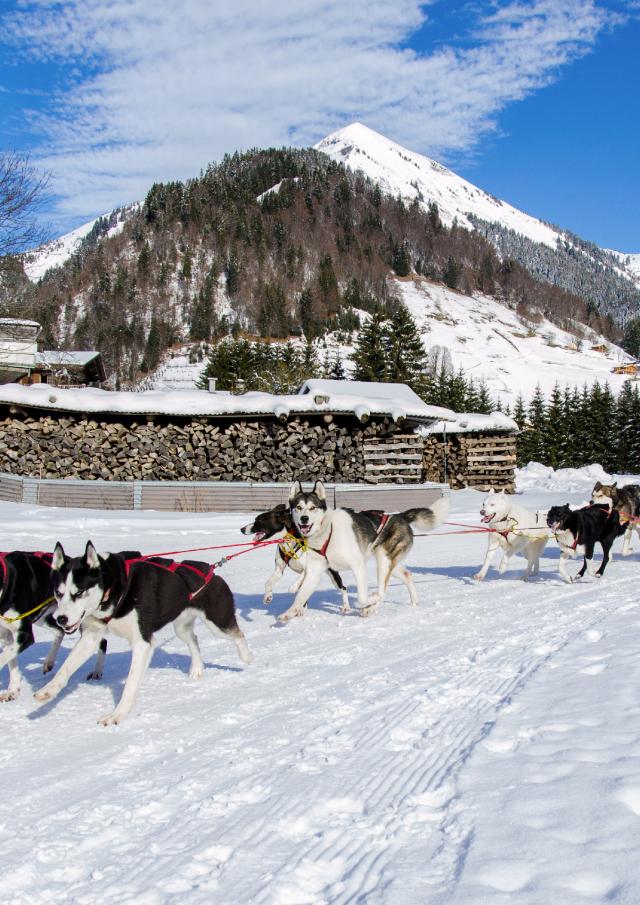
[274,503,287,512]
[313,481,326,501]
[52,542,66,571]
[84,541,101,570]
[487,488,495,496]
[593,482,602,492]
[289,481,302,503]
[499,488,505,495]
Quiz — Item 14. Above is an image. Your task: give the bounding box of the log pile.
[363,433,423,484]
[422,432,517,491]
[0,410,409,483]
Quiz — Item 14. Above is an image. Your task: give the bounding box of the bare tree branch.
[0,151,51,256]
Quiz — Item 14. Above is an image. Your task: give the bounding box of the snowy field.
[3,469,640,904]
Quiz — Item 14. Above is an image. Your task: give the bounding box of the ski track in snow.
[1,488,640,904]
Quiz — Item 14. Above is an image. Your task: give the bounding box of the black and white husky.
[0,550,109,702]
[547,503,625,582]
[240,504,351,612]
[34,542,251,725]
[278,481,449,620]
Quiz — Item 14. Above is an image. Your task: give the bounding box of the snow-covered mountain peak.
[316,122,562,250]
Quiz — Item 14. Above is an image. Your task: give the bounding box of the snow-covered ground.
[399,278,633,405]
[2,466,640,904]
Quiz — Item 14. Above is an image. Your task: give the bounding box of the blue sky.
[1,0,638,252]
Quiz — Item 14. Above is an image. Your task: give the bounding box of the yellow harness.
[1,596,55,625]
[279,532,309,562]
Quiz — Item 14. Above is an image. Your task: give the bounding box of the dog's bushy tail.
[402,496,450,532]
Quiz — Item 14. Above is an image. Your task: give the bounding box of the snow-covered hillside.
[3,467,640,904]
[396,277,633,404]
[610,250,640,287]
[23,205,137,282]
[316,123,640,288]
[143,277,634,406]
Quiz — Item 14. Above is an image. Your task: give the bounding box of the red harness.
[312,511,389,560]
[100,555,218,623]
[0,550,53,585]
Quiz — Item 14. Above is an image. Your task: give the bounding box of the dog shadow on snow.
[233,589,349,621]
[25,639,245,721]
[405,543,610,584]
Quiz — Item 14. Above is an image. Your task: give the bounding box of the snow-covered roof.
[420,411,518,434]
[36,350,102,368]
[0,382,455,423]
[300,378,423,405]
[0,318,40,329]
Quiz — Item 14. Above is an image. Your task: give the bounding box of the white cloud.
[2,0,618,230]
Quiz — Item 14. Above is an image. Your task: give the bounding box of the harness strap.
[318,526,333,559]
[0,551,56,625]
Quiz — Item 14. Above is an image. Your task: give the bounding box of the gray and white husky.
[591,481,640,556]
[280,481,449,620]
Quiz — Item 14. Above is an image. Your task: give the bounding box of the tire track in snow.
[239,576,633,905]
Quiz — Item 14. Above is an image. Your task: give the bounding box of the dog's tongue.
[253,531,266,542]
[481,514,493,524]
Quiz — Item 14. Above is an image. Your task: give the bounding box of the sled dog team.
[1,479,638,723]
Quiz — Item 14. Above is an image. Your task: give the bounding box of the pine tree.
[526,385,547,464]
[351,309,388,382]
[442,257,460,290]
[623,318,640,357]
[383,304,426,388]
[392,242,411,277]
[543,383,564,468]
[474,380,494,414]
[330,349,346,380]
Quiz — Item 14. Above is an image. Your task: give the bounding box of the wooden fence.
[0,471,448,512]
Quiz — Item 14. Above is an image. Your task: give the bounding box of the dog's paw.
[86,670,103,681]
[263,593,273,605]
[0,690,18,702]
[98,711,125,726]
[473,571,485,581]
[621,548,633,557]
[360,601,380,618]
[278,608,303,622]
[340,601,351,614]
[34,686,57,703]
[188,665,204,680]
[42,661,55,675]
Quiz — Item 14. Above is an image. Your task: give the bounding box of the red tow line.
[120,537,284,600]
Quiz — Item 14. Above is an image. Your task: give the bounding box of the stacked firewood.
[422,432,516,491]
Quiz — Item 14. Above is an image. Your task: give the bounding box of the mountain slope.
[316,124,640,319]
[22,204,138,282]
[316,123,561,249]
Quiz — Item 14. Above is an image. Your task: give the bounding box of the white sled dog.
[474,489,549,581]
[282,481,449,619]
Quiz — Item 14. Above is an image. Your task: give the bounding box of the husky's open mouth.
[63,614,85,634]
[480,512,495,524]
